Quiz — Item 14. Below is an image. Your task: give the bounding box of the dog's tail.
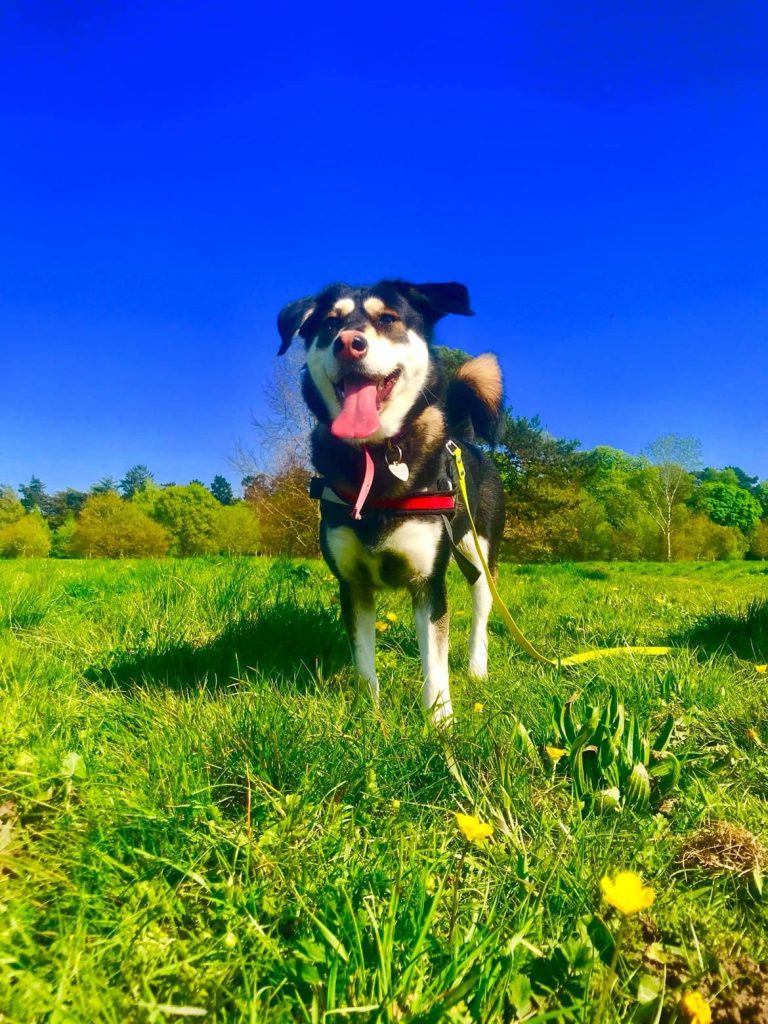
[445,353,503,444]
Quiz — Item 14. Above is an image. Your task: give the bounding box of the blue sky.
[2,1,767,493]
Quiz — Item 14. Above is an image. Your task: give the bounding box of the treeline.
[3,401,767,564]
[0,469,262,559]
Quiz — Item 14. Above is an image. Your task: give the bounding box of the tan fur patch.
[413,405,446,450]
[332,298,355,317]
[455,353,502,409]
[364,297,385,317]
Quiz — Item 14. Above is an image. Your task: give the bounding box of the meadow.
[1,557,767,1023]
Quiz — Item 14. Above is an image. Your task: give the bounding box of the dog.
[277,279,505,722]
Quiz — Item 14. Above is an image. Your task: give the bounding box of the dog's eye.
[379,313,399,325]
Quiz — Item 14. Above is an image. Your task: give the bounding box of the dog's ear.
[277,296,316,355]
[405,282,474,322]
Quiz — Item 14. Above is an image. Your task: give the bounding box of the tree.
[0,486,25,526]
[492,413,585,562]
[91,477,119,494]
[749,520,768,560]
[119,465,154,499]
[71,493,171,558]
[244,460,320,557]
[690,482,762,535]
[0,513,52,558]
[213,503,260,554]
[47,489,88,529]
[641,435,701,561]
[51,516,78,558]
[151,484,220,556]
[19,476,53,517]
[210,475,235,505]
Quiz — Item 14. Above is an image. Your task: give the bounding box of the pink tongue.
[331,377,380,439]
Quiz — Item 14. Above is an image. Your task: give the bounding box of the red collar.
[334,487,456,513]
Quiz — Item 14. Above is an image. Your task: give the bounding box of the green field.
[1,558,767,1022]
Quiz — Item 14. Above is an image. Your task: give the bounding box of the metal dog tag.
[386,444,409,481]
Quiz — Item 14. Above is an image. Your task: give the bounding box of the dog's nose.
[334,330,368,361]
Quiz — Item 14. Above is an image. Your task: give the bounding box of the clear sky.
[2,1,767,494]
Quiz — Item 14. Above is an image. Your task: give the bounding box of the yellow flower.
[600,870,655,916]
[653,595,667,605]
[455,812,493,844]
[385,611,398,622]
[223,931,238,949]
[391,799,401,811]
[375,621,389,633]
[679,990,712,1024]
[545,746,567,762]
[747,727,763,745]
[473,702,484,713]
[756,664,767,674]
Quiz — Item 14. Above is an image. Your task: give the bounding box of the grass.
[1,557,767,1022]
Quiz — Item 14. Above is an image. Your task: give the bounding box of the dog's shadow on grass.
[85,600,350,693]
[672,598,768,663]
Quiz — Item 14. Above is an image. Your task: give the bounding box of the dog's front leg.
[412,579,452,725]
[339,581,379,703]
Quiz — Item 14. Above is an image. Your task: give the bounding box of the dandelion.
[756,664,767,674]
[600,870,655,916]
[473,702,484,713]
[747,728,762,745]
[653,595,667,605]
[385,611,398,622]
[679,990,712,1024]
[455,812,493,844]
[223,931,238,949]
[375,621,389,633]
[391,799,401,811]
[545,746,567,762]
[594,870,656,1023]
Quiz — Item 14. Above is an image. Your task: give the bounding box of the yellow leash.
[446,441,672,667]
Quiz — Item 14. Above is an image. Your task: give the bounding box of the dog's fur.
[277,280,505,722]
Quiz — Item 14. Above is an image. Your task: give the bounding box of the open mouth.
[333,369,401,408]
[330,369,402,440]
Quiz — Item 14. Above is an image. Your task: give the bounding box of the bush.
[244,461,320,558]
[0,486,25,527]
[71,493,171,558]
[0,513,52,558]
[213,503,260,555]
[749,520,768,560]
[150,484,220,556]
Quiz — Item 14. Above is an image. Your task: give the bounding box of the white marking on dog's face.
[363,297,385,317]
[306,319,431,442]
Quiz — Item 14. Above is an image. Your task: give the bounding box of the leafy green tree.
[47,489,88,529]
[492,413,584,561]
[19,476,53,517]
[0,486,25,526]
[71,493,170,558]
[213,503,260,554]
[641,435,701,561]
[119,465,154,500]
[0,512,52,558]
[690,482,762,535]
[749,520,768,560]
[151,484,220,556]
[210,475,235,505]
[51,516,78,558]
[91,477,119,494]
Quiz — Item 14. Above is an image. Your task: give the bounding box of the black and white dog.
[277,280,505,722]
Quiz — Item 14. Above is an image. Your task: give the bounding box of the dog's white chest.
[327,520,442,587]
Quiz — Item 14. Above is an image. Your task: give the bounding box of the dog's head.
[277,280,473,442]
